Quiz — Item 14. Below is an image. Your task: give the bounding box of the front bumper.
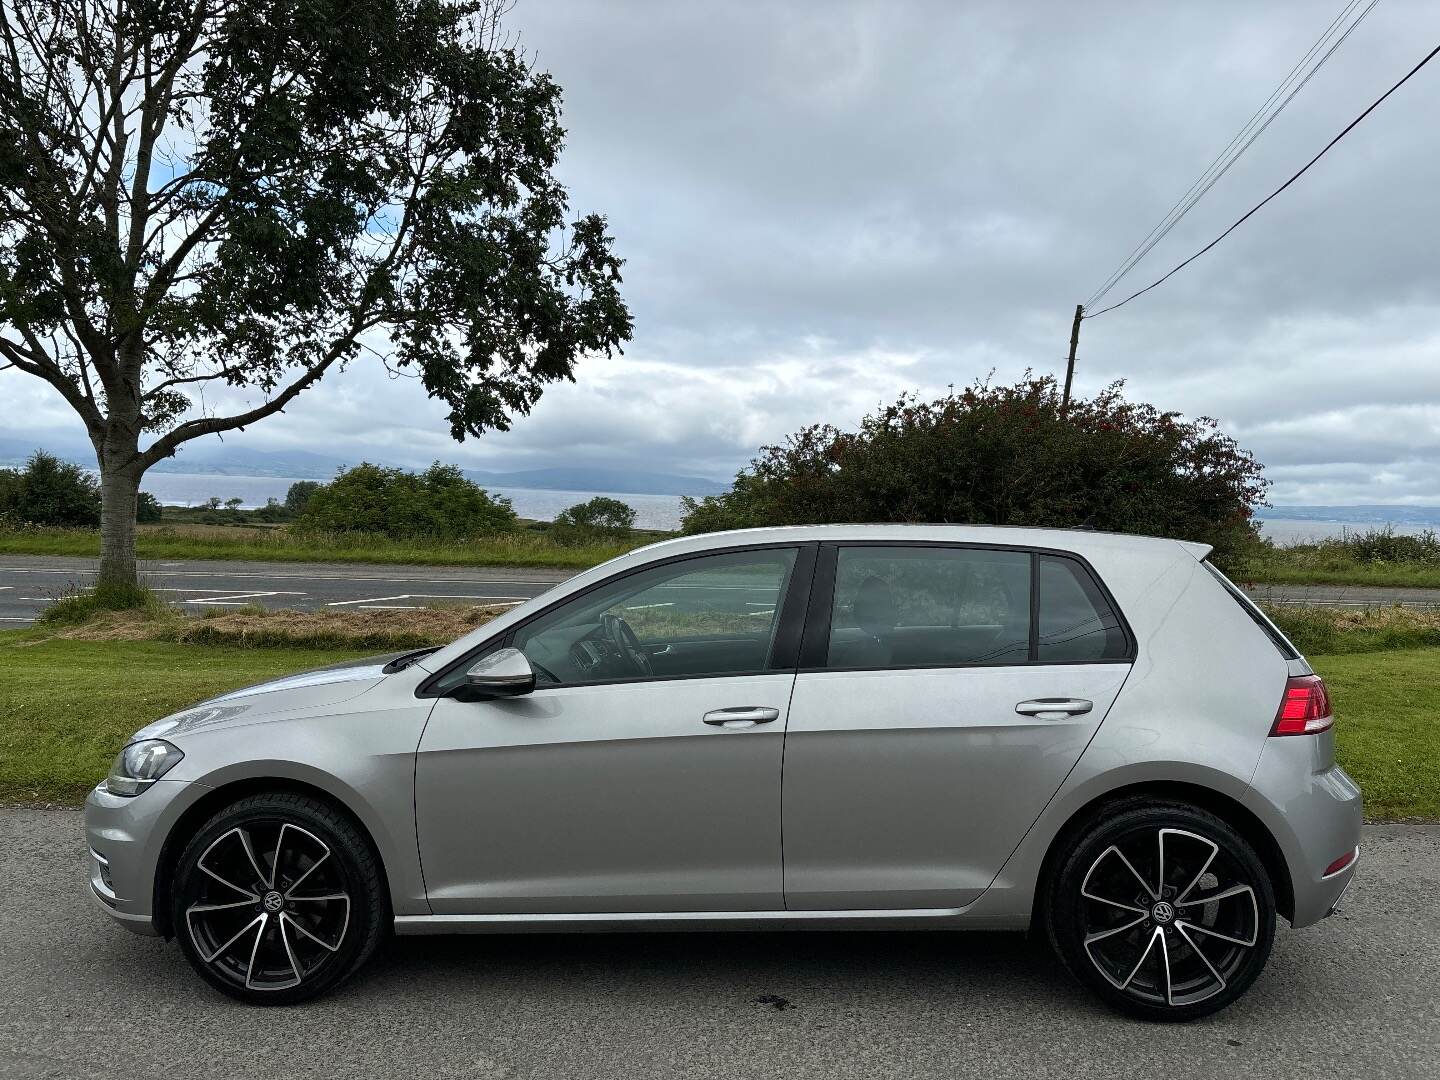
[83,778,207,937]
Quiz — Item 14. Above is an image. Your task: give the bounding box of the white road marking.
[181,591,285,606]
[327,594,529,609]
[0,565,560,585]
[148,587,307,596]
[0,616,34,621]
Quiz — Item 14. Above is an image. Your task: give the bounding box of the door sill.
[394,907,969,935]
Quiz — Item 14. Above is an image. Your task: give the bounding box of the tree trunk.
[97,464,142,590]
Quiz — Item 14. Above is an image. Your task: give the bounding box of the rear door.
[781,543,1134,910]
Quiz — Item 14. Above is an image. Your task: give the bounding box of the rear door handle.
[1015,698,1094,718]
[703,706,780,728]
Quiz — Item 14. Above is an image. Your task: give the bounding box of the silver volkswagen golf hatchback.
[86,525,1361,1019]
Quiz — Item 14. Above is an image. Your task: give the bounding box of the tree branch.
[0,333,104,432]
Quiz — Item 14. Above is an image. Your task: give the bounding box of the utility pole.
[1061,303,1083,416]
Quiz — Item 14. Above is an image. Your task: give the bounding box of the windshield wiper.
[382,646,442,674]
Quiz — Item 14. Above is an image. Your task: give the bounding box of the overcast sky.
[4,0,1439,504]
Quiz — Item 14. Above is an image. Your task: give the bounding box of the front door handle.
[1015,698,1094,718]
[703,706,780,728]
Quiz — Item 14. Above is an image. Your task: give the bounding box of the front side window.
[509,547,799,686]
[824,546,1031,668]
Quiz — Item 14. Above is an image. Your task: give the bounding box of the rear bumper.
[1244,732,1363,928]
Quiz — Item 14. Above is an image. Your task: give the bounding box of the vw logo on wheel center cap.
[262,890,285,913]
[1151,900,1175,924]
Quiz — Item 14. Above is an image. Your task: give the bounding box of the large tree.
[0,0,631,586]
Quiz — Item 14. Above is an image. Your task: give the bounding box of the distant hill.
[0,437,728,497]
[463,467,726,497]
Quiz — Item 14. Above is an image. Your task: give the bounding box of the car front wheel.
[171,792,385,1004]
[1047,800,1277,1021]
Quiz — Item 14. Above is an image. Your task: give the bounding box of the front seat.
[829,574,896,668]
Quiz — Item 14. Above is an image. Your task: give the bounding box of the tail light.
[1271,674,1334,736]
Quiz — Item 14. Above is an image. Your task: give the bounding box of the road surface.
[0,810,1434,1079]
[0,555,572,625]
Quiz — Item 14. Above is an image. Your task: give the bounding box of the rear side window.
[1203,562,1299,659]
[825,546,1031,668]
[1037,555,1130,662]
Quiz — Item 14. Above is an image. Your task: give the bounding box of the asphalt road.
[0,811,1434,1079]
[0,555,572,625]
[4,554,1440,626]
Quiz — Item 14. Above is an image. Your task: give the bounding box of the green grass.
[36,581,170,627]
[1263,604,1440,656]
[1313,649,1440,821]
[2,625,1437,819]
[1236,563,1440,588]
[0,633,368,804]
[0,524,653,569]
[1226,527,1440,588]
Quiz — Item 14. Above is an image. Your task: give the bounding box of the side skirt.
[394,907,1029,935]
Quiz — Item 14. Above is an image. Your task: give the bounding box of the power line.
[1085,0,1379,310]
[1085,0,1362,308]
[1086,39,1440,319]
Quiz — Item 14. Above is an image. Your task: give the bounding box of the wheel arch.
[152,776,392,939]
[1031,780,1294,927]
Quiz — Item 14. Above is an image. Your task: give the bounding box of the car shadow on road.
[358,926,1095,1015]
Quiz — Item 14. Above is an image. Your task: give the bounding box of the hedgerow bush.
[681,375,1268,561]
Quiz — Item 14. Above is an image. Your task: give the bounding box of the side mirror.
[461,648,536,700]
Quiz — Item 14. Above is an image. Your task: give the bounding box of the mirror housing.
[460,647,536,700]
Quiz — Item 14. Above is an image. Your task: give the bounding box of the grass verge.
[0,634,369,804]
[54,604,504,650]
[1263,604,1440,656]
[0,523,654,569]
[1227,527,1440,588]
[1313,649,1440,821]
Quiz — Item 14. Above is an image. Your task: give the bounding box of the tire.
[1046,799,1276,1022]
[170,792,386,1005]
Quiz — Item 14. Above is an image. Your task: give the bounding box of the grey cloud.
[4,0,1439,504]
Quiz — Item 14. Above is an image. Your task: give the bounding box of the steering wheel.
[600,612,653,676]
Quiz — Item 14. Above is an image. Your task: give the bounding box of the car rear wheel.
[171,792,385,1005]
[1047,800,1276,1021]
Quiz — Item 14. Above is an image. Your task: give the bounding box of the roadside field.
[2,628,1434,819]
[0,523,653,569]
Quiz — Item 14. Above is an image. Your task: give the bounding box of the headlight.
[105,739,184,796]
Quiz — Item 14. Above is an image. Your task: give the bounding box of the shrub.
[681,375,1268,561]
[284,480,323,514]
[136,492,164,523]
[252,498,290,523]
[296,462,517,539]
[552,496,637,539]
[1341,527,1440,566]
[1,450,101,527]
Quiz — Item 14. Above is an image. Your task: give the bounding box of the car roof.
[620,523,1213,562]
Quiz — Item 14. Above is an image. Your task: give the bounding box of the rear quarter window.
[1037,554,1131,662]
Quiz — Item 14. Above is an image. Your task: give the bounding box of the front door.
[782,543,1134,910]
[415,544,810,914]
